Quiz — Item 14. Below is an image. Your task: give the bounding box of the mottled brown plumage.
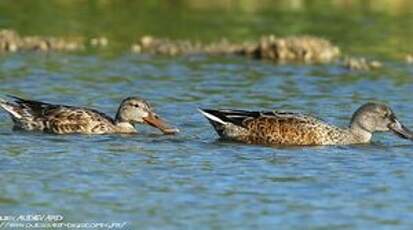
[199,103,413,146]
[0,95,178,135]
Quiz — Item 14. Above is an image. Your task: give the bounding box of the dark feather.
[200,109,260,127]
[7,95,60,117]
[6,95,115,123]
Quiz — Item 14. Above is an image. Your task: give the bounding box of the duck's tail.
[0,97,23,119]
[198,109,229,136]
[198,109,227,124]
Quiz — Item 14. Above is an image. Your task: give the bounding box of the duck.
[199,103,413,146]
[0,95,179,135]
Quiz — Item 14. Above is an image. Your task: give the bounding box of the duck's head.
[115,97,179,134]
[350,102,413,141]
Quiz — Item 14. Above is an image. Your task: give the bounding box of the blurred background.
[0,0,412,57]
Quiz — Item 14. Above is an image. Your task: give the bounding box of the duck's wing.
[44,107,116,134]
[199,108,324,128]
[1,95,115,133]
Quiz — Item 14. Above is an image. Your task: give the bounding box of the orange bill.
[143,113,179,135]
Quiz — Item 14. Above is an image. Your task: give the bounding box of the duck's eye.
[132,104,140,108]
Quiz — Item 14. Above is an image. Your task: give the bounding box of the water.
[1,52,412,229]
[1,1,413,229]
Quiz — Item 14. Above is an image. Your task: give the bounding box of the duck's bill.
[143,113,179,135]
[389,119,413,140]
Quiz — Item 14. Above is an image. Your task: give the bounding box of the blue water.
[1,52,413,229]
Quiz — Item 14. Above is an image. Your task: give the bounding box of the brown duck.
[199,103,413,146]
[0,95,178,135]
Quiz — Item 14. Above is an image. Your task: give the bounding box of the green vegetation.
[0,0,412,57]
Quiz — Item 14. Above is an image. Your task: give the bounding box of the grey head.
[350,102,413,142]
[115,97,178,134]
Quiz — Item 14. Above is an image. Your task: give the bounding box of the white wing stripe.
[198,109,227,125]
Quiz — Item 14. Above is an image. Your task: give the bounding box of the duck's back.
[39,106,116,134]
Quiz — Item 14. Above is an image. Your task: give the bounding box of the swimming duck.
[199,103,413,146]
[0,95,179,135]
